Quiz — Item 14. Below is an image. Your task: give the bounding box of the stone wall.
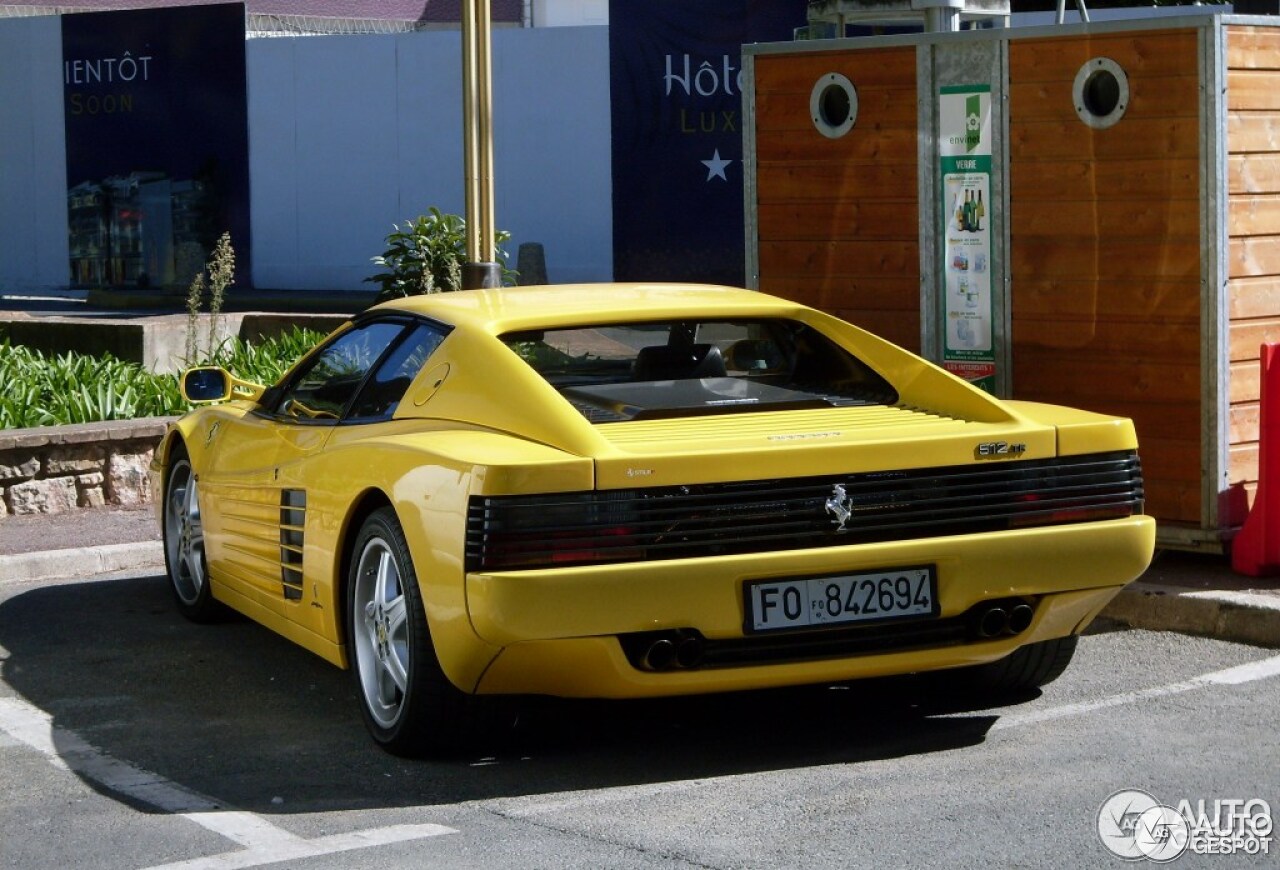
[0,418,171,517]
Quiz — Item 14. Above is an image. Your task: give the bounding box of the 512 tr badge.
[975,441,1026,459]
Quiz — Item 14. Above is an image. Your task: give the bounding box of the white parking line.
[138,823,458,870]
[0,696,457,868]
[990,653,1280,732]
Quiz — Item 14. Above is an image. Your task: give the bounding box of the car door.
[199,318,419,624]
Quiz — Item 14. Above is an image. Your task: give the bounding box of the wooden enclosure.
[744,15,1280,548]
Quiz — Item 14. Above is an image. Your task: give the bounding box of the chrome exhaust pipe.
[675,634,705,669]
[1008,603,1034,633]
[643,638,677,671]
[977,606,1009,638]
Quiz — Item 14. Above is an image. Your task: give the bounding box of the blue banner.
[609,1,804,286]
[62,3,251,290]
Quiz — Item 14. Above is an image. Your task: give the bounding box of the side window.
[275,321,407,422]
[348,324,447,421]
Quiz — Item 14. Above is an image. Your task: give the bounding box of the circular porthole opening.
[1073,57,1129,130]
[811,73,858,139]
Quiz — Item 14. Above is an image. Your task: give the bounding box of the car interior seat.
[633,343,727,380]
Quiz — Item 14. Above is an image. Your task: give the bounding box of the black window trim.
[255,312,453,427]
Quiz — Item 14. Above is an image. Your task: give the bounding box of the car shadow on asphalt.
[0,575,1015,815]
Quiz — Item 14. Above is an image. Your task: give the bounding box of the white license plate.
[745,566,937,633]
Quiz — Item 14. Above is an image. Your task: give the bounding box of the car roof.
[370,283,810,335]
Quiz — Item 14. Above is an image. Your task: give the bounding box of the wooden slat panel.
[1017,396,1198,446]
[1008,31,1201,83]
[1231,360,1260,404]
[1228,275,1280,319]
[1093,402,1200,444]
[1121,437,1201,525]
[1010,116,1198,161]
[1142,479,1202,525]
[1230,442,1260,484]
[1231,402,1260,444]
[1229,194,1280,236]
[1010,359,1199,523]
[1005,28,1206,527]
[1013,199,1198,238]
[755,48,918,92]
[1015,317,1198,362]
[1228,70,1280,111]
[1228,154,1280,194]
[1012,358,1198,405]
[756,161,918,201]
[1139,438,1202,478]
[754,46,920,329]
[1229,236,1280,278]
[1230,318,1280,361]
[758,287,921,351]
[758,200,918,242]
[1009,77,1199,123]
[1011,240,1198,280]
[754,125,917,163]
[1227,113,1280,153]
[1227,26,1280,71]
[1009,158,1198,201]
[758,240,918,277]
[1015,279,1200,322]
[761,275,920,312]
[833,310,920,352]
[755,84,917,130]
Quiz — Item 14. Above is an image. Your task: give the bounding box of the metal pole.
[477,0,496,262]
[462,0,501,289]
[462,0,479,264]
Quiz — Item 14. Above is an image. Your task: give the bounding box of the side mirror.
[182,368,231,403]
[181,367,265,404]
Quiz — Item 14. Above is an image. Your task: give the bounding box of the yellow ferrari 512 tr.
[153,284,1155,756]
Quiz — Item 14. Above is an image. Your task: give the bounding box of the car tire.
[347,506,473,757]
[951,635,1079,696]
[162,444,224,623]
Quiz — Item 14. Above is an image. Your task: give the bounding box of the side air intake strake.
[465,451,1144,572]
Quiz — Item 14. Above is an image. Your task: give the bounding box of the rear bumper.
[474,586,1120,697]
[465,516,1155,697]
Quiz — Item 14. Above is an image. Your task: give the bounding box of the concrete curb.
[1103,582,1280,649]
[0,542,164,587]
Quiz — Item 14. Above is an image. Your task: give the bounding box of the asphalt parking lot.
[1,567,1277,869]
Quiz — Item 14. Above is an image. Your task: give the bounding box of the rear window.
[501,319,897,422]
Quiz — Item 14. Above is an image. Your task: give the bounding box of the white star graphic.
[701,149,732,182]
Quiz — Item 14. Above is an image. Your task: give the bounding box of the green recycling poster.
[940,84,995,393]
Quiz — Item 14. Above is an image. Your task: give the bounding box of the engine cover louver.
[279,489,306,600]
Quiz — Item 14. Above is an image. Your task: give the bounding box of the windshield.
[501,319,897,422]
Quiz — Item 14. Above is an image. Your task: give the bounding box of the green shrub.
[0,341,185,428]
[365,208,515,303]
[0,326,325,430]
[210,326,327,386]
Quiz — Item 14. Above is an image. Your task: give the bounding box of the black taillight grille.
[465,451,1144,571]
